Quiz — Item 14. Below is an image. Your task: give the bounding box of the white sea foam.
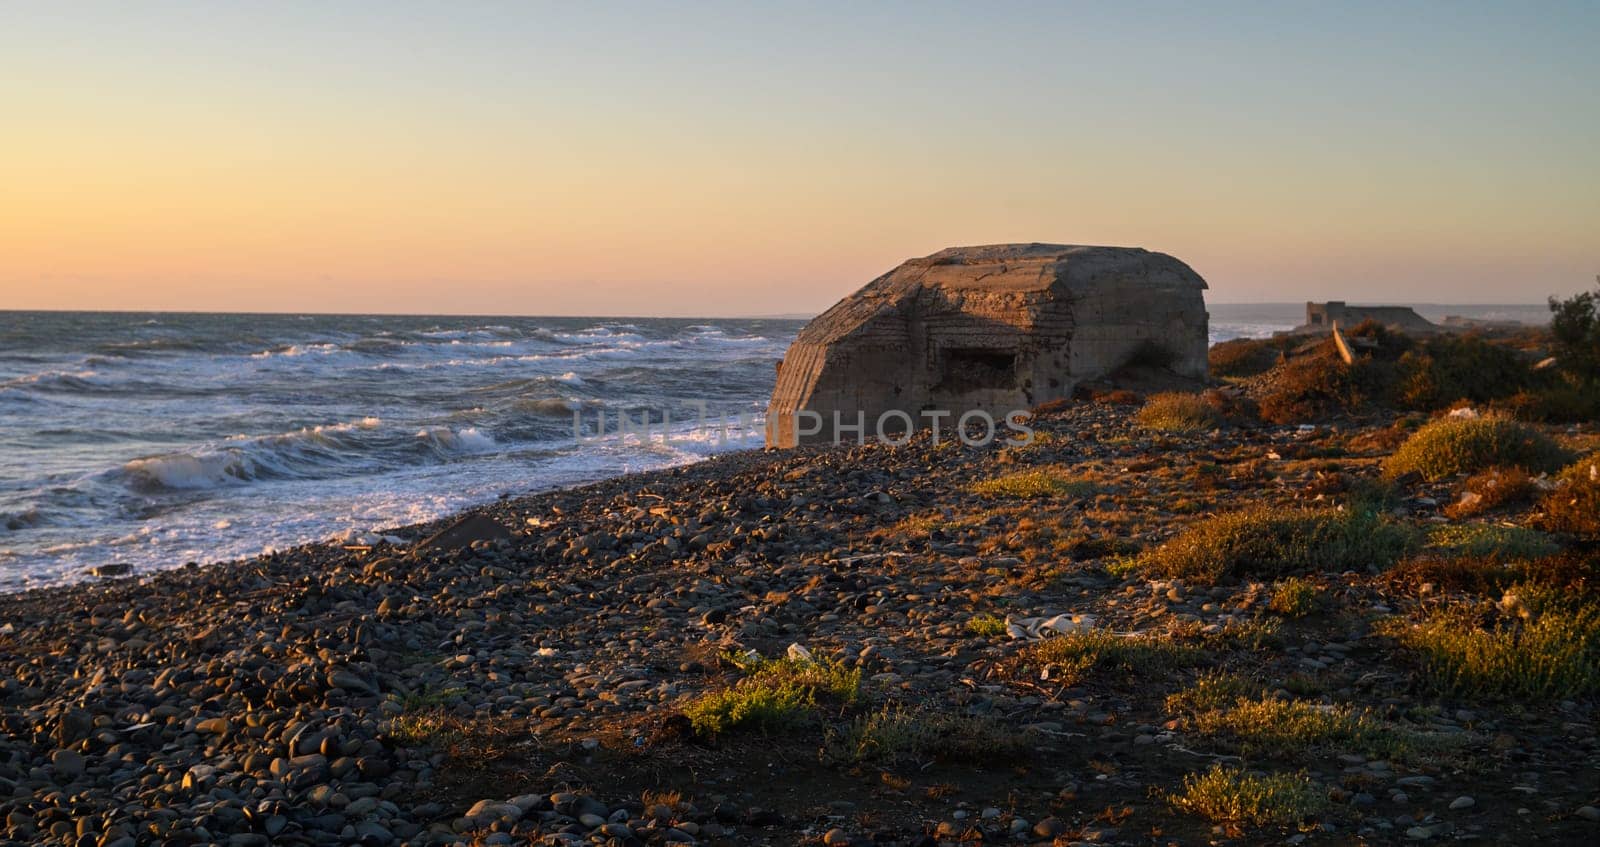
[415,426,498,454]
[250,342,342,359]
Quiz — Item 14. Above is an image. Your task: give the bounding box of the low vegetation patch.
[1383,597,1600,701]
[965,613,1007,637]
[1190,696,1451,761]
[1168,765,1328,827]
[1426,524,1561,560]
[1012,628,1200,686]
[1164,671,1261,715]
[1386,549,1598,597]
[823,704,1028,765]
[1445,467,1536,518]
[1268,577,1320,618]
[1383,415,1570,481]
[1133,506,1419,583]
[1135,392,1220,432]
[683,653,863,736]
[970,467,1099,499]
[383,709,526,762]
[1536,452,1600,534]
[1390,334,1542,411]
[1209,337,1284,379]
[1256,347,1371,424]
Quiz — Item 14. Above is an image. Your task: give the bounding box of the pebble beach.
[2,396,1596,846]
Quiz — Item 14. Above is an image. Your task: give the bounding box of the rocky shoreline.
[1,403,1596,846]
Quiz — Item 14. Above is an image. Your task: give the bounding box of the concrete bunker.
[766,243,1211,447]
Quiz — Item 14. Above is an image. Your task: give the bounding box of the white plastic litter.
[1004,613,1097,640]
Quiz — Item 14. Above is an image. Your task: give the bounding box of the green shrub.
[1383,599,1600,700]
[1497,381,1600,423]
[1136,392,1221,432]
[1383,415,1570,481]
[1133,506,1420,583]
[1168,765,1327,827]
[1391,334,1538,410]
[1549,282,1600,388]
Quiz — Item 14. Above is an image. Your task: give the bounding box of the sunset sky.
[2,1,1596,316]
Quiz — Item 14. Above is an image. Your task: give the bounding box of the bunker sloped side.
[766,303,917,447]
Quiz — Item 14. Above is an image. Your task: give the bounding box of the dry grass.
[1135,392,1221,433]
[1536,452,1600,533]
[1132,506,1419,583]
[1256,348,1367,424]
[1382,415,1570,481]
[1209,338,1284,379]
[1445,467,1536,518]
[1385,549,1598,597]
[383,709,528,762]
[1168,765,1328,827]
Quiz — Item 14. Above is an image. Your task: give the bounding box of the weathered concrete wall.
[766,244,1210,447]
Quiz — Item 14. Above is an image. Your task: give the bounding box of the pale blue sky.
[2,1,1596,314]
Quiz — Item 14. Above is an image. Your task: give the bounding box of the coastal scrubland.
[0,322,1597,846]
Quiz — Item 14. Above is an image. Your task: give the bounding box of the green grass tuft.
[1017,628,1201,685]
[1268,577,1320,618]
[965,613,1008,637]
[683,653,862,736]
[970,467,1099,499]
[1168,765,1328,827]
[1195,698,1408,759]
[1164,671,1261,715]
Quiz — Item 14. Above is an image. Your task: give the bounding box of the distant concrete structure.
[765,243,1210,447]
[1439,315,1526,330]
[1300,301,1438,334]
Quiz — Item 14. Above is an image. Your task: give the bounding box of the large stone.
[766,243,1209,446]
[415,513,512,552]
